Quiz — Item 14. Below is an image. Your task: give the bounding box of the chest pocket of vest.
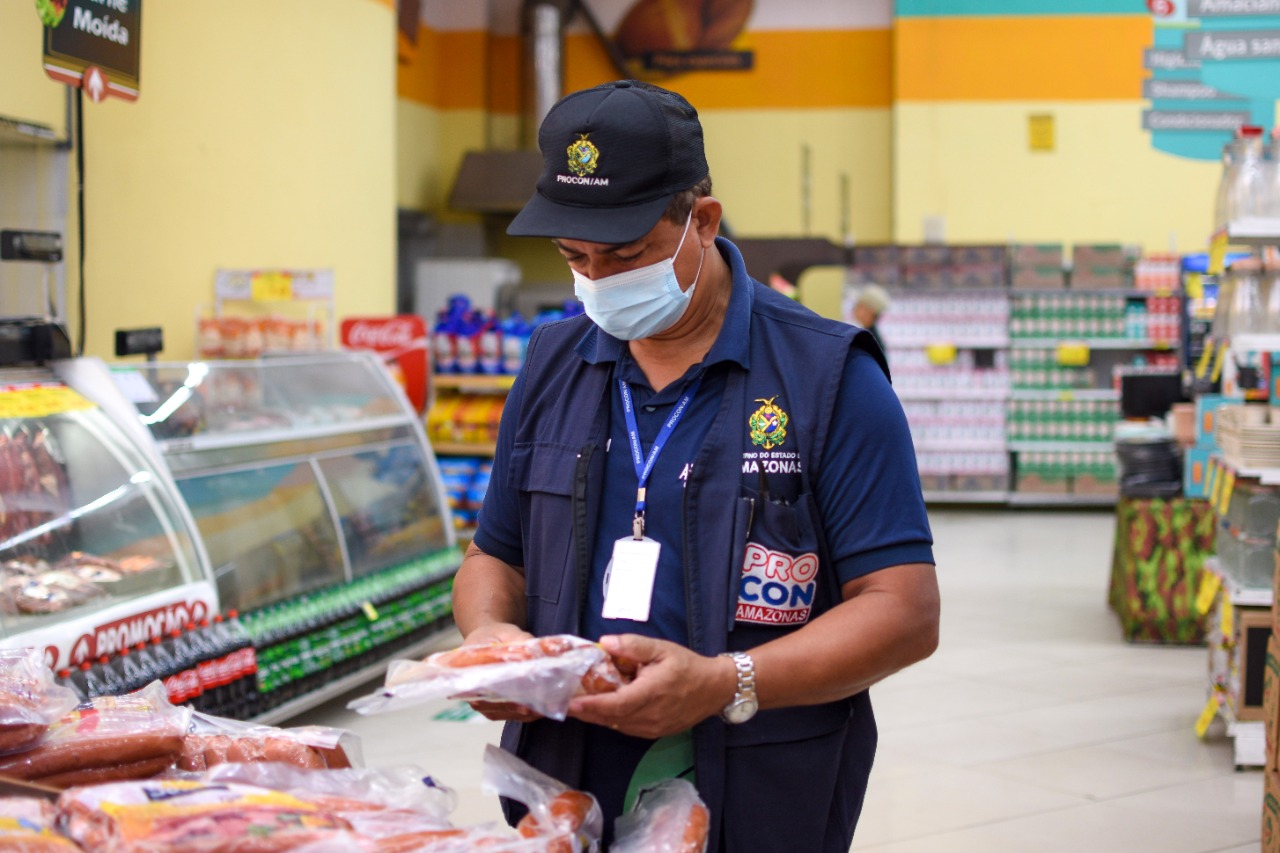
[510,443,580,609]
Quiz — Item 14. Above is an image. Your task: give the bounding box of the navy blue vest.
[498,240,885,852]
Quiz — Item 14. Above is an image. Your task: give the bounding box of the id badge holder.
[602,534,660,622]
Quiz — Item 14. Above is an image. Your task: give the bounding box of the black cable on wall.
[75,87,85,357]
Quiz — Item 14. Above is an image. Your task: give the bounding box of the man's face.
[854,303,877,328]
[552,205,703,291]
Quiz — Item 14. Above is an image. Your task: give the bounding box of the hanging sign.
[38,0,142,103]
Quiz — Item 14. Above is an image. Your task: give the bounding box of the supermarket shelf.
[1224,219,1280,246]
[432,374,516,391]
[1204,557,1274,608]
[1008,441,1115,452]
[1228,333,1280,353]
[896,388,1011,401]
[1216,456,1280,487]
[1009,338,1175,350]
[890,339,1009,349]
[923,490,1009,504]
[1010,388,1120,401]
[1007,492,1117,507]
[251,628,458,727]
[1011,288,1181,298]
[432,441,497,456]
[913,439,1007,452]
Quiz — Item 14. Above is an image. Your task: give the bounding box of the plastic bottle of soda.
[225,610,259,718]
[149,634,179,689]
[80,660,108,699]
[185,621,217,714]
[96,655,126,696]
[57,667,87,703]
[116,646,146,693]
[133,641,161,688]
[207,614,239,717]
[161,629,198,706]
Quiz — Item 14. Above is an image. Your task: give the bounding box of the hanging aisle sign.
[37,0,142,103]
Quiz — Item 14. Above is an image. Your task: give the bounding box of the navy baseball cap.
[507,80,709,244]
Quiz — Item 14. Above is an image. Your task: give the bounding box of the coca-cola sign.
[341,316,429,413]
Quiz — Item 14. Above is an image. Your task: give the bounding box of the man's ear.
[692,196,722,247]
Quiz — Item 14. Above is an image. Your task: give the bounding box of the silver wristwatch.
[719,652,759,724]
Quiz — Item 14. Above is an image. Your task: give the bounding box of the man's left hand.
[567,634,734,738]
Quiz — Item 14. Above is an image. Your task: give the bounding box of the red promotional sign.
[341,316,430,414]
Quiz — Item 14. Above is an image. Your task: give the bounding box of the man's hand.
[566,634,736,739]
[458,623,540,723]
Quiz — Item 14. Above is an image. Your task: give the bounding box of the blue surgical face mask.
[572,212,706,341]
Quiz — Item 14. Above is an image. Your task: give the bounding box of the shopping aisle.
[298,509,1261,851]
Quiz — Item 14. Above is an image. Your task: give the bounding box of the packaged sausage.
[0,683,190,786]
[482,744,602,853]
[0,648,81,756]
[609,778,709,853]
[58,778,360,853]
[348,635,626,721]
[178,712,361,773]
[0,796,83,852]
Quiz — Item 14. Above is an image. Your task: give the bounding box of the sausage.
[36,754,174,789]
[201,733,233,768]
[516,789,597,844]
[0,732,184,780]
[428,635,577,670]
[679,801,710,853]
[0,722,46,754]
[183,734,329,771]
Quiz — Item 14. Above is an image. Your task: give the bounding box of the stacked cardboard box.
[1010,244,1065,290]
[1071,243,1136,290]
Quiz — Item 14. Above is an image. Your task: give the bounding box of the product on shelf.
[432,294,583,377]
[197,315,325,360]
[436,457,491,533]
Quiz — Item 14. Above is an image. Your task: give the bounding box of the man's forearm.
[452,542,529,638]
[750,562,940,710]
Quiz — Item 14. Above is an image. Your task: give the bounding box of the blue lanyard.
[619,374,701,539]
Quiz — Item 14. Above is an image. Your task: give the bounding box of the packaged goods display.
[196,315,325,360]
[436,457,491,535]
[432,295,583,377]
[244,552,458,714]
[1007,399,1116,442]
[0,648,80,755]
[610,778,710,853]
[1215,125,1280,232]
[875,292,1008,345]
[350,634,628,721]
[1010,292,1178,342]
[900,401,1005,447]
[0,796,81,852]
[886,348,1010,397]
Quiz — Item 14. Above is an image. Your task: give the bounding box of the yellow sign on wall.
[1028,113,1055,152]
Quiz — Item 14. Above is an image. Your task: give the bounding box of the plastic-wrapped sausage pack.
[0,648,80,756]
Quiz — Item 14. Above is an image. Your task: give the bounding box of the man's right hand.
[458,623,542,723]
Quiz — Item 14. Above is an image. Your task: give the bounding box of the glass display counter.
[0,361,215,672]
[112,351,461,721]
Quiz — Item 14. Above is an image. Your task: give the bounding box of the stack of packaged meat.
[0,648,80,756]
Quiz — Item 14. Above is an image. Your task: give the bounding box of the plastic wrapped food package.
[178,712,361,773]
[0,682,190,787]
[484,744,602,853]
[0,647,81,755]
[0,796,84,852]
[348,635,627,721]
[610,778,709,853]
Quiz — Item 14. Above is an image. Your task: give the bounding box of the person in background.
[451,79,938,852]
[853,283,891,351]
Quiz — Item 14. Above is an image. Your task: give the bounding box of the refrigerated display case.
[112,351,462,721]
[0,359,216,673]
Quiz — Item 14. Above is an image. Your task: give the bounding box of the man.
[852,283,891,352]
[452,80,938,852]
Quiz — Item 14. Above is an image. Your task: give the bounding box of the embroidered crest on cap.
[566,134,600,177]
[749,397,789,450]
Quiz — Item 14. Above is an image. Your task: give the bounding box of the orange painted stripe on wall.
[399,28,892,111]
[895,15,1151,101]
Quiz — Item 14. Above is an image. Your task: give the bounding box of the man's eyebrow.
[551,239,637,254]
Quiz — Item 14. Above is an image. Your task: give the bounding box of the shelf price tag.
[1211,460,1228,510]
[1208,229,1228,276]
[361,601,380,621]
[925,342,957,366]
[1056,342,1090,367]
[1210,341,1229,384]
[0,384,96,419]
[1195,570,1222,615]
[250,270,294,302]
[1219,469,1236,517]
[1205,459,1219,503]
[1056,390,1076,402]
[1185,272,1204,301]
[1194,693,1221,738]
[1195,339,1215,380]
[1221,597,1234,639]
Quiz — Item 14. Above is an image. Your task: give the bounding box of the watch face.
[724,697,759,724]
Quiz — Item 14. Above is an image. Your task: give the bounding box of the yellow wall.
[892,10,1221,251]
[1,0,396,361]
[0,3,68,134]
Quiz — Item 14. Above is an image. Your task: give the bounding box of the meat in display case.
[0,362,216,673]
[112,351,462,721]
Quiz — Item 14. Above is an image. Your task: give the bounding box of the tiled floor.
[298,509,1263,851]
